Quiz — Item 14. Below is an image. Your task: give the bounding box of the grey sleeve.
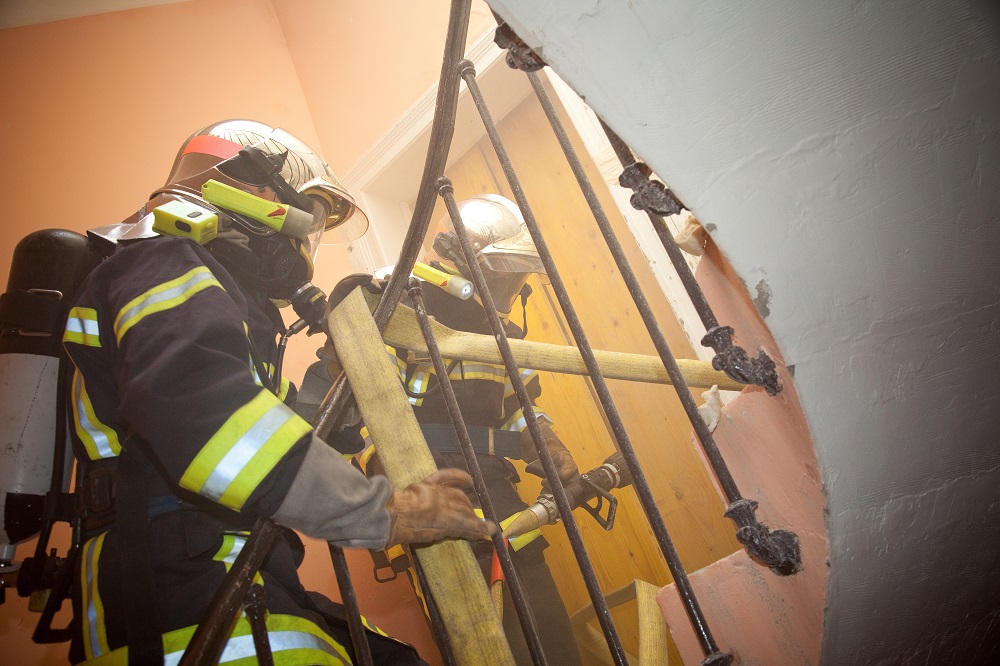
[272,435,393,549]
[292,360,334,423]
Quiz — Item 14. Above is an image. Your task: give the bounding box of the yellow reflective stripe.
[361,616,389,638]
[500,512,543,551]
[358,443,377,474]
[83,614,352,666]
[447,362,506,383]
[406,368,430,407]
[503,368,537,398]
[80,532,110,659]
[71,370,121,460]
[253,361,291,400]
[214,533,264,585]
[501,407,527,432]
[474,508,542,552]
[500,406,553,433]
[113,266,222,342]
[179,389,311,510]
[64,307,101,347]
[386,345,406,380]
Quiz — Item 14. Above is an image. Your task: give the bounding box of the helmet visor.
[206,122,368,242]
[478,224,546,275]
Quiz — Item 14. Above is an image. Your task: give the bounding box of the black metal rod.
[527,70,742,504]
[410,547,458,666]
[460,60,724,659]
[179,517,281,666]
[306,5,476,664]
[601,120,782,396]
[439,178,629,665]
[374,0,472,334]
[317,0,472,440]
[329,545,374,666]
[601,122,719,331]
[408,280,548,666]
[527,71,800,579]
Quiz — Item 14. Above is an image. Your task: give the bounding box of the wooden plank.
[326,287,514,666]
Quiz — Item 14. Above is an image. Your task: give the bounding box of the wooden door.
[421,78,741,662]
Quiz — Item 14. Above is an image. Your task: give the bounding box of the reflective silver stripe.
[163,630,349,666]
[115,269,218,340]
[508,414,528,432]
[65,317,100,337]
[74,373,117,459]
[408,369,430,406]
[201,404,290,501]
[221,535,246,565]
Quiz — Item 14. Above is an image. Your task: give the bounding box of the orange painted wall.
[0,0,495,663]
[657,237,829,664]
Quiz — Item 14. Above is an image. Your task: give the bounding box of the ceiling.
[0,0,188,29]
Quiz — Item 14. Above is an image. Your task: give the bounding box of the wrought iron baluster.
[438,178,630,666]
[600,122,782,395]
[408,279,549,666]
[410,548,459,666]
[311,0,475,658]
[328,544,375,666]
[458,59,729,664]
[523,67,801,578]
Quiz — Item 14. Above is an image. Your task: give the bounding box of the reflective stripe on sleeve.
[64,307,101,347]
[113,266,223,342]
[71,370,122,460]
[179,388,312,510]
[500,406,554,433]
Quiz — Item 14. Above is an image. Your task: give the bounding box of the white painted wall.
[486,0,1000,663]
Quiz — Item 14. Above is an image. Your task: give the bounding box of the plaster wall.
[486,0,1000,662]
[0,1,496,662]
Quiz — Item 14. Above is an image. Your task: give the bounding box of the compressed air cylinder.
[0,230,102,562]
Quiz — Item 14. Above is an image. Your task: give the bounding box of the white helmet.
[430,194,544,314]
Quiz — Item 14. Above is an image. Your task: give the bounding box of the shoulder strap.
[114,436,164,664]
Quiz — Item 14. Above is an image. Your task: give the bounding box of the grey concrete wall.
[486,0,1000,663]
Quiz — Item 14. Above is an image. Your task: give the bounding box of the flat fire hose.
[382,302,745,391]
[326,287,515,666]
[569,579,668,666]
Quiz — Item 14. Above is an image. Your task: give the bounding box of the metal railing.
[182,2,802,664]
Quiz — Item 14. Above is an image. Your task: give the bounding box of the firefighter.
[307,195,584,665]
[62,120,494,665]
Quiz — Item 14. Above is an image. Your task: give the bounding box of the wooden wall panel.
[426,82,741,661]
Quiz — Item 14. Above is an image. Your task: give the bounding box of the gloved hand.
[386,468,497,546]
[519,419,580,487]
[322,273,383,338]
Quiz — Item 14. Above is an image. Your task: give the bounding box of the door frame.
[340,24,711,360]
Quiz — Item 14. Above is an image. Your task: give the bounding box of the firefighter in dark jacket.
[63,120,494,665]
[348,195,583,665]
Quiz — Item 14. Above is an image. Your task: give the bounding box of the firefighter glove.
[386,468,497,546]
[519,419,580,487]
